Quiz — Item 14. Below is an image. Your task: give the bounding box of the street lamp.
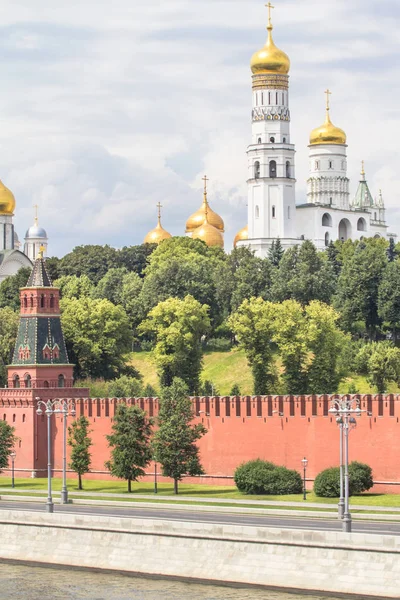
[10,451,16,488]
[36,398,76,512]
[329,396,362,533]
[301,457,308,501]
[154,461,158,494]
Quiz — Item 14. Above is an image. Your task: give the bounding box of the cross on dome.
[156,202,162,220]
[33,204,39,225]
[202,175,209,195]
[265,2,274,28]
[325,89,332,111]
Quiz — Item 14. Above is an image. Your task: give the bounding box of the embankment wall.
[0,509,398,598]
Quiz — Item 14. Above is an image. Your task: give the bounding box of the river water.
[0,563,344,600]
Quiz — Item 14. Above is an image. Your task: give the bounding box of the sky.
[2,0,400,257]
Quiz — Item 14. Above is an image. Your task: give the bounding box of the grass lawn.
[1,478,400,507]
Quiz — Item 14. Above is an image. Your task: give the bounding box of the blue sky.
[1,0,399,256]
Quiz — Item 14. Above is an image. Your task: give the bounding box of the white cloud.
[0,0,396,255]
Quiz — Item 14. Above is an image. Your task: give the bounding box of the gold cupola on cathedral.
[234,225,248,248]
[310,90,347,146]
[0,180,16,215]
[144,203,172,245]
[190,176,224,249]
[250,4,290,75]
[186,176,224,234]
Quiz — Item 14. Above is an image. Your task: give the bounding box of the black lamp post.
[301,457,308,501]
[10,451,16,488]
[154,461,158,494]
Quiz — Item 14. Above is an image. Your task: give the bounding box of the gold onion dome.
[192,217,224,249]
[250,5,290,75]
[186,176,224,233]
[0,180,16,215]
[144,203,172,245]
[310,90,346,146]
[234,225,249,248]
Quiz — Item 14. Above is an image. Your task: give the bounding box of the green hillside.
[130,350,400,396]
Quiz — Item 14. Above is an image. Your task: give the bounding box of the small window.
[283,137,286,143]
[322,213,332,227]
[261,92,264,105]
[40,295,45,309]
[24,374,32,389]
[23,296,27,309]
[329,161,333,169]
[43,381,49,388]
[330,197,333,204]
[325,232,330,247]
[269,160,277,178]
[258,137,262,144]
[286,161,291,178]
[288,206,291,219]
[315,160,319,170]
[255,205,260,219]
[58,374,65,388]
[272,206,276,218]
[13,375,20,389]
[276,92,278,104]
[374,212,377,221]
[357,218,367,232]
[268,92,271,104]
[254,161,260,179]
[50,295,55,309]
[30,296,34,308]
[13,414,16,423]
[270,136,275,143]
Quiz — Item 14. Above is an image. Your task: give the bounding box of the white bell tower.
[245,4,297,257]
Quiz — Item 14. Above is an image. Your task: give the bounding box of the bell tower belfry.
[7,249,74,390]
[246,4,297,256]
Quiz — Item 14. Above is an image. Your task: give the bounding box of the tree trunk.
[128,478,132,493]
[78,473,82,490]
[174,478,178,495]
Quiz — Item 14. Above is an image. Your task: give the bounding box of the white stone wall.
[0,510,398,598]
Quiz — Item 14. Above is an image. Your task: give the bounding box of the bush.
[234,459,303,495]
[314,461,373,498]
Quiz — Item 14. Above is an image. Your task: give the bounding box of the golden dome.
[186,176,224,233]
[310,91,346,146]
[250,25,290,75]
[192,219,224,249]
[233,225,248,248]
[144,203,172,245]
[0,180,16,215]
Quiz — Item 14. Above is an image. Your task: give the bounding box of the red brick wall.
[1,394,399,493]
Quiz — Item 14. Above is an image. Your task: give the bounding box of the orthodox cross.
[265,2,274,27]
[324,89,332,111]
[202,175,209,195]
[156,202,162,220]
[361,160,365,175]
[33,204,39,225]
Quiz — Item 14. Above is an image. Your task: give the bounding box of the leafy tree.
[229,298,278,395]
[106,404,153,492]
[153,378,207,494]
[108,375,143,398]
[118,244,156,276]
[44,256,61,281]
[230,248,273,311]
[54,275,94,299]
[58,245,119,285]
[60,296,132,380]
[140,295,210,393]
[355,341,400,393]
[387,237,397,262]
[305,301,349,394]
[200,380,219,396]
[271,240,335,305]
[0,267,32,311]
[271,300,308,394]
[0,420,16,472]
[333,239,387,337]
[92,267,129,305]
[326,241,341,277]
[143,383,158,397]
[268,238,284,267]
[120,272,144,330]
[230,383,241,396]
[0,307,19,387]
[68,416,92,490]
[378,260,400,338]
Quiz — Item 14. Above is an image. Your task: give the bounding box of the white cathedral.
[235,6,395,256]
[0,183,48,283]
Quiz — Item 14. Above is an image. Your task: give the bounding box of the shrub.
[234,459,303,495]
[230,383,241,396]
[314,461,373,498]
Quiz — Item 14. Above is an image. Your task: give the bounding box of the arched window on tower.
[13,375,20,389]
[283,137,286,143]
[58,374,65,388]
[325,232,330,247]
[254,161,260,179]
[322,213,332,227]
[269,160,277,178]
[272,206,276,218]
[270,136,275,143]
[286,161,291,178]
[23,296,27,309]
[255,205,260,219]
[24,374,32,389]
[40,295,45,309]
[30,296,34,308]
[258,137,262,144]
[50,295,55,309]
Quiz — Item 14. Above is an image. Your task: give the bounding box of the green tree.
[44,256,61,281]
[0,420,16,472]
[153,378,207,494]
[326,241,341,277]
[355,341,400,393]
[140,295,210,392]
[378,260,400,338]
[58,245,119,285]
[60,297,132,380]
[54,275,94,299]
[387,237,397,262]
[333,239,387,337]
[92,267,129,305]
[271,240,335,305]
[0,307,19,386]
[108,375,143,398]
[120,272,144,330]
[118,244,156,276]
[268,238,284,267]
[271,300,308,394]
[230,247,273,311]
[229,298,277,395]
[68,416,92,490]
[106,404,153,492]
[230,383,241,396]
[305,301,349,394]
[0,267,32,311]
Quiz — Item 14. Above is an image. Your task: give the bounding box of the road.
[0,499,399,536]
